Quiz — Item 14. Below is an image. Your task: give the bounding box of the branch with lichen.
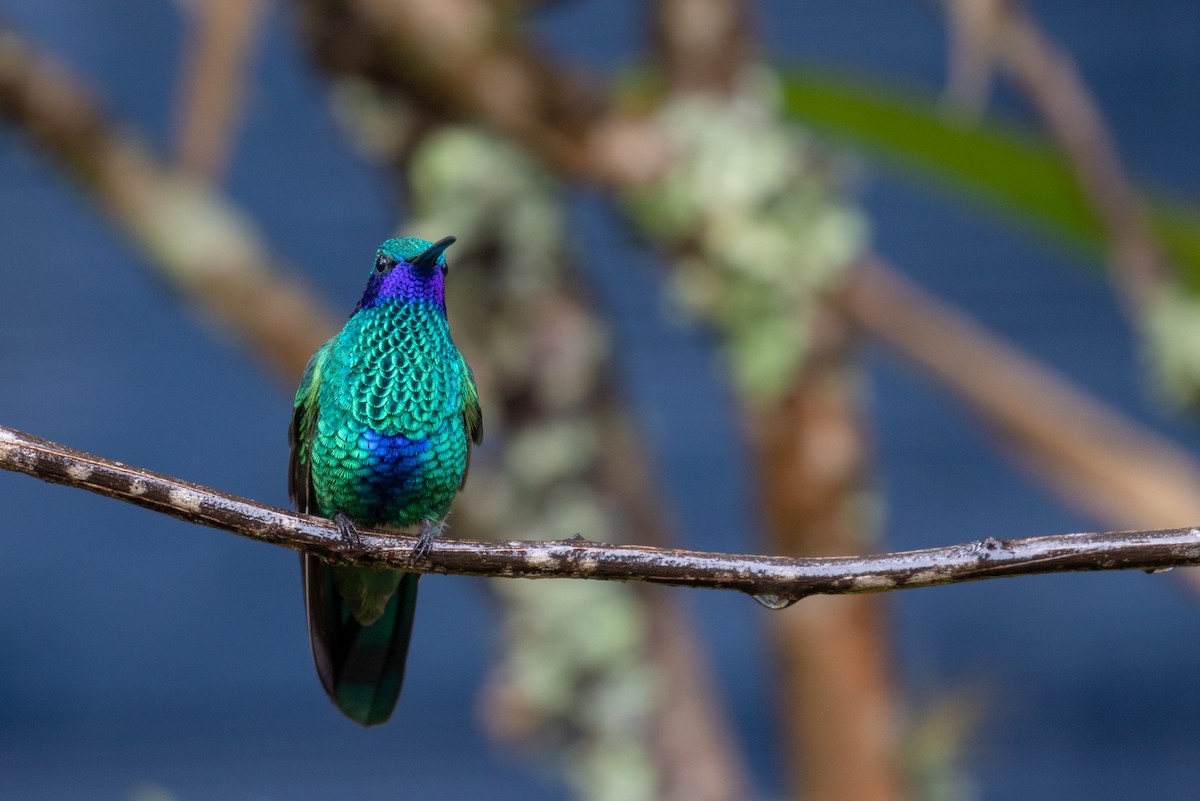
[0,24,337,381]
[4,422,1198,597]
[634,12,898,792]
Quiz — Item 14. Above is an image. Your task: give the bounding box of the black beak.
[410,236,456,271]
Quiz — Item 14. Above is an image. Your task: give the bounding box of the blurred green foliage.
[624,74,866,402]
[779,68,1200,287]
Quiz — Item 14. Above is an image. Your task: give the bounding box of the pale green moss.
[623,70,868,402]
[1144,286,1200,407]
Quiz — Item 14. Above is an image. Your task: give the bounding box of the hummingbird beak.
[409,236,457,272]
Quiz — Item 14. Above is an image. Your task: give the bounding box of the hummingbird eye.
[374,254,397,275]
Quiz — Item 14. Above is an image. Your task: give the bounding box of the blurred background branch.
[979,0,1171,312]
[847,258,1200,531]
[173,0,269,183]
[0,24,336,379]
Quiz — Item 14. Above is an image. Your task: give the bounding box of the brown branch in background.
[648,0,904,797]
[297,0,606,179]
[4,422,1200,592]
[296,0,671,187]
[845,258,1200,531]
[174,0,270,182]
[641,592,748,801]
[750,303,903,801]
[0,25,337,381]
[651,0,751,95]
[993,0,1172,311]
[940,0,1004,118]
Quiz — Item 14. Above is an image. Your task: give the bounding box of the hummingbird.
[288,236,482,726]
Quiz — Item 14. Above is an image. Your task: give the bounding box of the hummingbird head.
[356,236,457,311]
[352,235,456,309]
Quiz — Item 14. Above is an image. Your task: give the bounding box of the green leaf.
[778,68,1200,286]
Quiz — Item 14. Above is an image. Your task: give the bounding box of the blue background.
[1,1,1198,798]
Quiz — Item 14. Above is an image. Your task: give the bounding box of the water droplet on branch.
[752,593,797,610]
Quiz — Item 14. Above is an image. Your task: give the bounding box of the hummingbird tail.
[301,554,419,726]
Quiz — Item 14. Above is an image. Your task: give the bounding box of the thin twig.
[0,25,337,381]
[296,0,670,187]
[298,0,607,179]
[3,421,1198,599]
[174,0,270,182]
[844,258,1200,531]
[651,0,750,95]
[994,0,1172,311]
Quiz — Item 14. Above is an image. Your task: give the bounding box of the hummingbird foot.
[410,519,443,565]
[333,512,366,559]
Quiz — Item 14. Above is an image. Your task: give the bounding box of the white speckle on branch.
[168,487,203,514]
[66,464,93,482]
[908,570,941,586]
[853,575,896,591]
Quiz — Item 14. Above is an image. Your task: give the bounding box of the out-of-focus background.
[1,2,1199,800]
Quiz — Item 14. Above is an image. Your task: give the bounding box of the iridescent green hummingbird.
[288,236,482,726]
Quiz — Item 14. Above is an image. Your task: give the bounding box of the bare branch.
[994,0,1172,311]
[844,258,1200,531]
[0,25,337,381]
[651,0,751,94]
[297,0,607,179]
[295,0,670,187]
[174,0,270,182]
[3,422,1199,599]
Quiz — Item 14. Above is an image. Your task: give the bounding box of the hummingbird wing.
[288,339,346,707]
[459,353,483,489]
[288,338,333,514]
